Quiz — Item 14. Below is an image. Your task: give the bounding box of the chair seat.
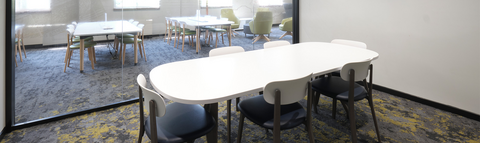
[311,76,367,101]
[181,31,196,35]
[118,38,142,44]
[222,24,239,29]
[115,34,135,38]
[330,71,341,77]
[69,41,97,49]
[211,28,227,32]
[72,36,94,42]
[238,95,306,130]
[200,26,216,30]
[172,28,190,32]
[145,102,215,143]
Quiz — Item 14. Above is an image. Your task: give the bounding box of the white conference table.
[167,17,234,53]
[149,42,379,142]
[74,21,142,72]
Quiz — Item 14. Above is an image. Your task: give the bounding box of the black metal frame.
[0,0,301,139]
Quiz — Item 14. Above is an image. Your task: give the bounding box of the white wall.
[300,0,480,115]
[1,0,6,132]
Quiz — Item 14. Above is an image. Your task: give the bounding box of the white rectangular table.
[149,42,379,142]
[74,21,142,72]
[168,17,234,53]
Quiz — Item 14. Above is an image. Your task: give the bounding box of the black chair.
[137,74,216,143]
[237,73,315,143]
[311,61,381,143]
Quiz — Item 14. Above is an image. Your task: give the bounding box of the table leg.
[134,33,138,65]
[206,102,218,143]
[80,39,84,73]
[228,26,232,46]
[196,27,200,54]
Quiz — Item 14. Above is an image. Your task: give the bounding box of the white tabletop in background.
[74,21,142,37]
[150,42,379,104]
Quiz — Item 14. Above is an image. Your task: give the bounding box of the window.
[16,0,51,13]
[257,0,283,6]
[114,0,160,9]
[200,0,232,8]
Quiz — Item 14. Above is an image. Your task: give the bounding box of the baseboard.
[0,126,6,140]
[11,98,139,131]
[373,84,480,122]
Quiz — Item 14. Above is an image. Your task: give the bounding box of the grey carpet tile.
[14,26,292,123]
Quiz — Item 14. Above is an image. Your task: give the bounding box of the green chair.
[249,11,273,44]
[220,8,240,37]
[64,28,97,72]
[279,17,293,39]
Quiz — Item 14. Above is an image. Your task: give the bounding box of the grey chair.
[311,60,381,143]
[237,73,315,143]
[137,74,216,143]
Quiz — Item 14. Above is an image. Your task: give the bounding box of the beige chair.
[64,28,97,72]
[264,40,290,49]
[311,60,381,143]
[208,46,245,142]
[15,26,26,63]
[237,73,315,142]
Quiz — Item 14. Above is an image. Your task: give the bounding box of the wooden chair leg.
[368,98,381,142]
[68,50,73,67]
[182,34,185,52]
[215,32,218,48]
[119,43,122,60]
[22,40,26,58]
[227,100,231,143]
[93,47,96,63]
[237,113,245,143]
[142,41,146,62]
[348,101,357,143]
[138,42,143,58]
[17,43,23,62]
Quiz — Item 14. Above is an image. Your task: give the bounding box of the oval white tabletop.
[150,42,379,104]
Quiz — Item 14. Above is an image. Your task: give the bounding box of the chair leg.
[64,49,70,72]
[237,113,245,143]
[215,32,218,48]
[368,98,381,142]
[227,99,231,143]
[138,42,143,58]
[332,99,337,119]
[68,50,73,67]
[340,100,349,119]
[142,41,147,62]
[93,47,96,63]
[182,34,185,52]
[17,43,23,62]
[348,101,357,143]
[88,48,94,70]
[22,40,26,58]
[236,97,240,111]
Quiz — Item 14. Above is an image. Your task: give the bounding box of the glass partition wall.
[11,0,295,135]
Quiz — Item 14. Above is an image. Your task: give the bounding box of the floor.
[1,90,479,142]
[7,26,480,142]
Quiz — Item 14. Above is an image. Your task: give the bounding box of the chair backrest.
[263,73,312,105]
[209,46,245,57]
[264,41,290,49]
[128,19,134,23]
[331,39,367,49]
[137,74,167,118]
[132,21,139,26]
[257,7,270,12]
[251,11,273,34]
[340,60,371,82]
[66,24,75,30]
[220,8,240,24]
[72,21,77,27]
[66,28,74,43]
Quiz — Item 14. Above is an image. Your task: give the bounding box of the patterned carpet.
[6,26,480,142]
[2,90,479,142]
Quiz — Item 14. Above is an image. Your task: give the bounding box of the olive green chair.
[220,8,240,37]
[249,11,273,44]
[279,17,293,39]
